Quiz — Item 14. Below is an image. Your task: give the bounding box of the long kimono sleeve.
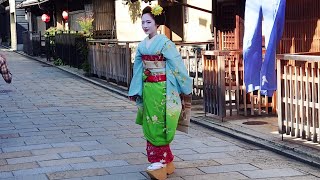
[163,41,192,95]
[128,47,143,97]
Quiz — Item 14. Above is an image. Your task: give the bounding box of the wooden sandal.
[146,163,167,180]
[166,162,175,175]
[146,167,167,180]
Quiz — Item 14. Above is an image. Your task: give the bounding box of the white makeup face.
[141,13,158,37]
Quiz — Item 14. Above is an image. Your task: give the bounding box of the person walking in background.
[0,54,12,84]
[243,0,286,97]
[128,5,192,180]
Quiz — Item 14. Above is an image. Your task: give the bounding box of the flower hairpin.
[151,5,163,16]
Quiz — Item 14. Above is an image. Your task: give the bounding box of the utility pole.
[9,0,17,50]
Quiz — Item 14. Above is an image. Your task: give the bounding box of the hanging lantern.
[41,14,50,23]
[62,11,69,21]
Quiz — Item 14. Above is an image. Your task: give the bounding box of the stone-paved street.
[0,49,319,180]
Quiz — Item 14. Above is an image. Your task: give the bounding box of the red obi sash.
[145,74,166,82]
[143,55,166,82]
[142,55,165,61]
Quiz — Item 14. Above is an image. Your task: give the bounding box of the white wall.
[69,10,85,32]
[115,1,158,41]
[115,0,213,42]
[36,16,46,35]
[183,0,213,42]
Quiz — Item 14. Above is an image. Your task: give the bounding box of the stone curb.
[8,48,320,169]
[191,118,320,168]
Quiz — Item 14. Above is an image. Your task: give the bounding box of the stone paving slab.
[261,176,320,180]
[47,168,108,180]
[82,172,147,180]
[0,49,319,179]
[0,162,39,172]
[182,172,249,180]
[38,157,94,167]
[199,163,259,174]
[2,144,53,153]
[92,152,147,161]
[2,174,49,180]
[7,154,61,164]
[177,152,231,161]
[0,172,13,179]
[105,164,149,174]
[240,168,305,179]
[70,160,129,170]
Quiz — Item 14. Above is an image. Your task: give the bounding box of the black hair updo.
[142,6,165,25]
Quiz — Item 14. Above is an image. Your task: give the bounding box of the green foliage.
[74,37,90,73]
[77,15,94,38]
[82,60,90,73]
[44,27,63,37]
[128,1,141,23]
[53,58,63,66]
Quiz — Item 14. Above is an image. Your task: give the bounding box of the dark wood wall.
[0,3,10,42]
[214,0,320,53]
[279,0,320,53]
[93,0,115,31]
[159,0,183,41]
[216,0,245,50]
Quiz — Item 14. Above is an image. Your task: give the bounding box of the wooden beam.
[161,0,213,14]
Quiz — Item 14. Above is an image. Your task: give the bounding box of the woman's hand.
[129,95,138,101]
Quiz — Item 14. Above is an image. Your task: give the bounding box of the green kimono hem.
[135,81,178,146]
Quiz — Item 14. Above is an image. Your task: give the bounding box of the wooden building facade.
[92,0,116,39]
[213,0,320,53]
[279,0,320,54]
[203,0,320,119]
[205,0,320,143]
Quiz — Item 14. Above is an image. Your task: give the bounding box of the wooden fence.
[22,31,42,56]
[87,40,135,87]
[203,50,276,120]
[277,52,320,142]
[177,42,211,97]
[87,40,211,92]
[54,32,87,69]
[87,40,278,119]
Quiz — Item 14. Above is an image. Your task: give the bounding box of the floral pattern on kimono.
[129,34,192,146]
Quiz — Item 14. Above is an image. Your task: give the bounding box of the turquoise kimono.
[129,34,192,146]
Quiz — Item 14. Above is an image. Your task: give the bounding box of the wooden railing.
[87,39,138,87]
[177,42,213,97]
[87,40,212,92]
[202,50,276,120]
[277,52,320,142]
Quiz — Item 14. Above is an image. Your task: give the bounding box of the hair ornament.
[151,5,163,16]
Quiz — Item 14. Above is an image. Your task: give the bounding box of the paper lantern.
[62,11,69,20]
[41,14,50,23]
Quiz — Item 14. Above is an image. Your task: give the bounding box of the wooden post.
[217,55,226,119]
[301,66,306,139]
[228,59,232,116]
[285,65,289,135]
[290,66,294,136]
[318,67,320,143]
[195,52,199,95]
[162,25,171,40]
[295,66,300,138]
[186,50,190,76]
[312,63,316,142]
[306,65,311,141]
[277,58,283,134]
[235,54,240,115]
[202,54,208,115]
